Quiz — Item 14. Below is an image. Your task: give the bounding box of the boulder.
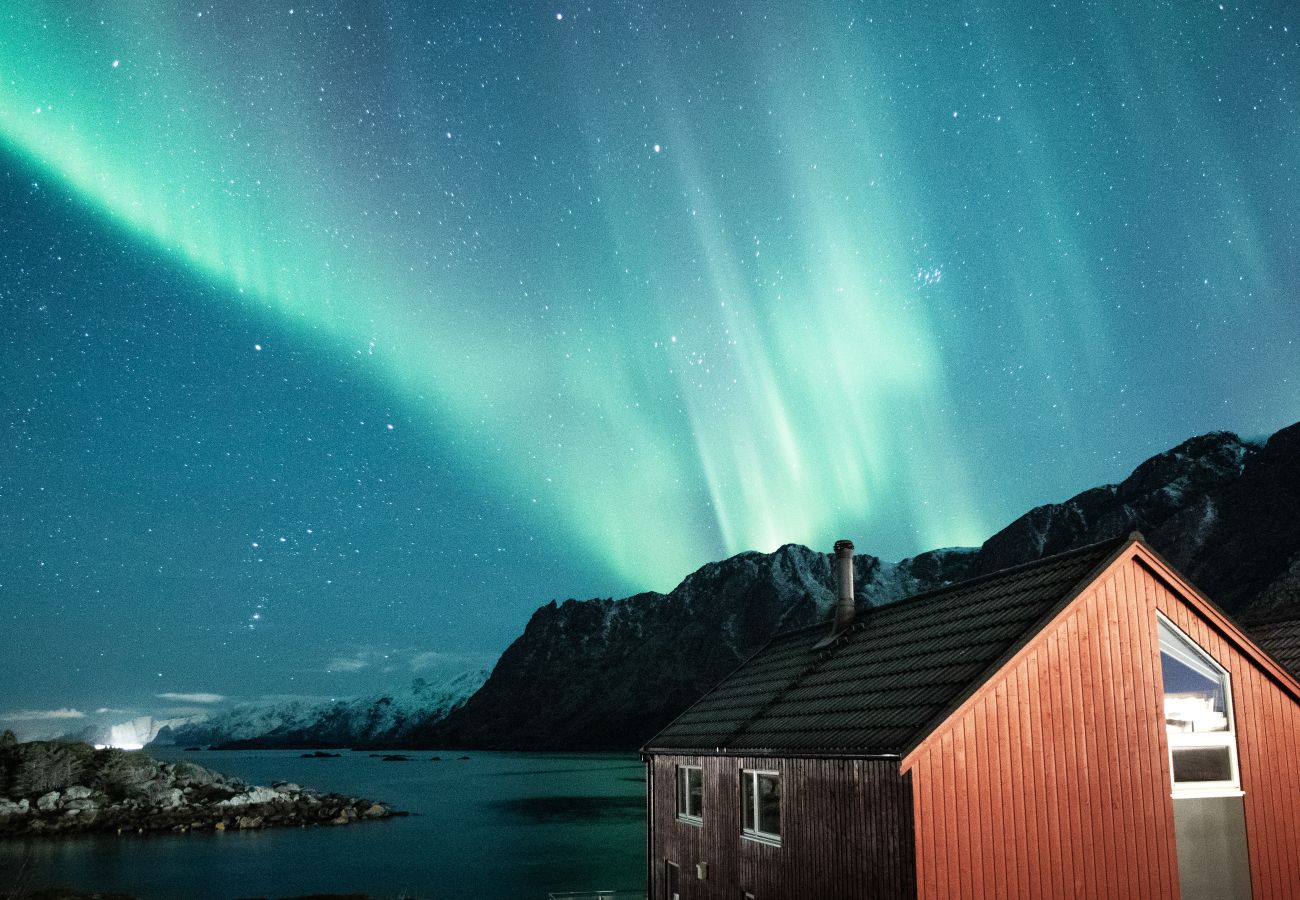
[36,791,61,811]
[0,798,29,818]
[218,785,281,807]
[63,785,93,800]
[145,785,184,809]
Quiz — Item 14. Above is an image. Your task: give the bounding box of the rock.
[0,739,399,839]
[380,754,411,762]
[170,761,219,788]
[144,785,184,809]
[0,798,30,817]
[217,785,280,807]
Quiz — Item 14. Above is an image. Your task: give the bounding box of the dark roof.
[645,537,1127,756]
[1245,617,1300,679]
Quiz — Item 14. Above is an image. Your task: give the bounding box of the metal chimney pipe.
[832,539,856,632]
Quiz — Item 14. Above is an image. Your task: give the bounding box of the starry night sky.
[1,1,1297,731]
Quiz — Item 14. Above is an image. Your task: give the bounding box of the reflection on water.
[488,764,644,778]
[496,795,645,824]
[0,750,646,900]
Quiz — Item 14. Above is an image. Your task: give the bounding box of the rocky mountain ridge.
[418,420,1300,750]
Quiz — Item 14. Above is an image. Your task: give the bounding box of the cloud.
[325,647,497,676]
[155,692,225,704]
[94,707,129,715]
[408,651,449,672]
[408,650,496,672]
[1,708,86,721]
[325,652,372,673]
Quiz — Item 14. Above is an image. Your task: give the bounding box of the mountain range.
[416,420,1300,750]
[145,670,488,750]
[148,420,1299,752]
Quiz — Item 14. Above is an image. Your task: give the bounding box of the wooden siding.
[1146,557,1300,900]
[903,550,1300,900]
[647,754,915,900]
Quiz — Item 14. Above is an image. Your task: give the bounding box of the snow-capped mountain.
[65,714,205,750]
[417,421,1300,751]
[149,669,489,749]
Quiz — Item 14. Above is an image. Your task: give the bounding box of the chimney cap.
[834,539,855,553]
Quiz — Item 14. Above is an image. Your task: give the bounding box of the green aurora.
[1,0,1296,700]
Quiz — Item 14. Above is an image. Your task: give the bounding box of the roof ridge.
[646,536,1134,755]
[868,535,1129,615]
[762,536,1130,643]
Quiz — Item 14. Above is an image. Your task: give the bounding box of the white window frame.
[675,764,703,824]
[740,768,781,846]
[1157,612,1243,799]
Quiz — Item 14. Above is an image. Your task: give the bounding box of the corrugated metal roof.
[1246,617,1300,679]
[645,537,1126,756]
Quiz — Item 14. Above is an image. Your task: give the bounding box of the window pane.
[742,772,755,830]
[1159,621,1229,734]
[757,774,780,836]
[676,768,686,815]
[687,768,703,818]
[1172,747,1233,783]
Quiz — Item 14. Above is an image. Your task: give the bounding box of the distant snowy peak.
[67,714,204,750]
[148,669,490,750]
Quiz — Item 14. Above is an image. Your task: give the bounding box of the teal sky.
[1,1,1297,725]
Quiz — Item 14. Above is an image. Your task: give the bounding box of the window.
[740,769,780,844]
[1158,615,1241,797]
[665,861,680,900]
[675,765,702,823]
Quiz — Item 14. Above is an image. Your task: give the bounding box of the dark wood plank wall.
[903,557,1181,900]
[648,754,916,900]
[1147,558,1300,900]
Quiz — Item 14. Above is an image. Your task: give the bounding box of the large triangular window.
[1158,614,1241,797]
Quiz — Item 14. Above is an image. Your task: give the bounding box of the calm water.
[0,749,647,900]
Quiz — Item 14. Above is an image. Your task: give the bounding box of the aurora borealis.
[2,1,1298,723]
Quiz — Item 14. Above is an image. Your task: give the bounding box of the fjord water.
[0,750,646,900]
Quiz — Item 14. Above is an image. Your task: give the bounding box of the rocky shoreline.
[0,734,401,839]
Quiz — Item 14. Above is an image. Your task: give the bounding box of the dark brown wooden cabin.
[643,534,1300,900]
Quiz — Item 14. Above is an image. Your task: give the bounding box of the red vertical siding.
[1143,559,1300,900]
[647,754,915,900]
[903,557,1181,900]
[903,549,1300,900]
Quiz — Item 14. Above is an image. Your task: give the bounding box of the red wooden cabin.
[643,534,1300,900]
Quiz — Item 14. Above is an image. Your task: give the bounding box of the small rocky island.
[0,731,400,838]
